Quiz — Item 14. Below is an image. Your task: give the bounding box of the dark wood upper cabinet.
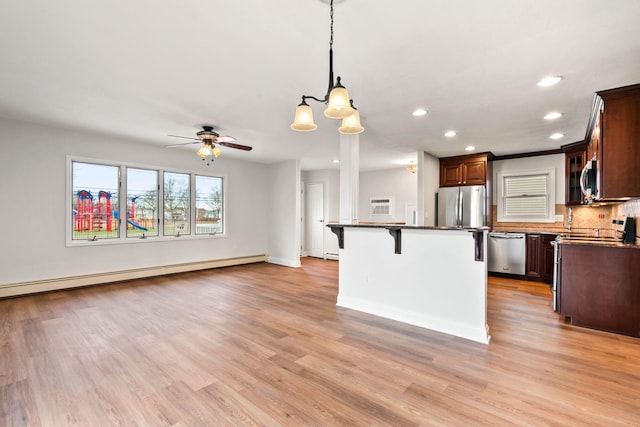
[586,84,640,199]
[562,141,588,205]
[439,153,494,187]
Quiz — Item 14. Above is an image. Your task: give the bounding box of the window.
[195,175,223,235]
[163,172,190,236]
[126,168,158,238]
[497,169,555,223]
[71,161,120,240]
[67,157,225,244]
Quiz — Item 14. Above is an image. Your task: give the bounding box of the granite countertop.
[328,223,490,231]
[556,237,639,248]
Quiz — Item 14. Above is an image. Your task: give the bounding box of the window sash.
[71,161,120,240]
[163,172,191,236]
[498,169,554,223]
[126,168,159,238]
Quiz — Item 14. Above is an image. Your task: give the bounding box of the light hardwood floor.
[1,258,639,426]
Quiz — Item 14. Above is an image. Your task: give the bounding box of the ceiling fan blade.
[215,136,237,143]
[166,141,202,148]
[217,141,253,151]
[167,134,200,141]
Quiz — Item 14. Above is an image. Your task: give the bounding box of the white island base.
[333,225,490,344]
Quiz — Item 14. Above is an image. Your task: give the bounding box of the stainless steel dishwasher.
[487,232,526,275]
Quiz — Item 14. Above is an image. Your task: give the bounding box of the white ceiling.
[1,0,639,170]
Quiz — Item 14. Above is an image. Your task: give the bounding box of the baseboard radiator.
[0,254,268,298]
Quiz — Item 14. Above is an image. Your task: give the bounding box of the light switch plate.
[555,214,564,222]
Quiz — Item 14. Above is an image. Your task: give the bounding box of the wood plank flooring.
[1,258,639,426]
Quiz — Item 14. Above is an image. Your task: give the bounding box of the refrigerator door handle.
[457,190,464,227]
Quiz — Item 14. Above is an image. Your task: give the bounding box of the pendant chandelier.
[290,0,364,135]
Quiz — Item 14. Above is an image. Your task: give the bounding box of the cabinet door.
[565,148,586,205]
[526,234,541,278]
[600,91,640,198]
[463,160,486,186]
[542,234,557,283]
[440,162,462,187]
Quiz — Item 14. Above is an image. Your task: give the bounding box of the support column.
[339,133,359,224]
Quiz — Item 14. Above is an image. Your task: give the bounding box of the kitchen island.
[329,224,491,344]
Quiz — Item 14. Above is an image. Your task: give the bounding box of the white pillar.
[417,152,426,226]
[339,133,359,224]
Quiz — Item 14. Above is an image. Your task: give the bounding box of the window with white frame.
[71,161,120,240]
[163,172,190,236]
[67,158,225,244]
[126,168,158,238]
[497,169,555,223]
[195,175,223,235]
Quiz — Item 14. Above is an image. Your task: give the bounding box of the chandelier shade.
[338,107,363,134]
[290,100,318,131]
[324,79,354,119]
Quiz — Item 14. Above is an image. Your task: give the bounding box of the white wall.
[267,160,301,267]
[492,154,565,204]
[358,167,418,223]
[303,169,340,256]
[0,117,269,287]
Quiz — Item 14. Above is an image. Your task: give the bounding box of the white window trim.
[496,168,556,223]
[66,155,227,247]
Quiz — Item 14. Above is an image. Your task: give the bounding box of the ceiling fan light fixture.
[338,107,363,134]
[212,145,222,157]
[291,100,318,131]
[197,145,212,158]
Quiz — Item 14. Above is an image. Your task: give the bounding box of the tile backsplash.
[492,199,640,243]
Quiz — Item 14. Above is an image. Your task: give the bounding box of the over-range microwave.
[580,159,599,203]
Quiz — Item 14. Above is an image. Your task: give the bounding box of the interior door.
[307,183,324,258]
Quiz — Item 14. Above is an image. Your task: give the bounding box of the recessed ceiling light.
[544,112,563,120]
[332,159,340,164]
[444,130,456,137]
[537,76,562,87]
[550,133,564,140]
[465,145,475,151]
[412,108,428,117]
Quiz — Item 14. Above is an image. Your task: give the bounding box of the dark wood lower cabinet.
[526,233,557,283]
[559,243,640,337]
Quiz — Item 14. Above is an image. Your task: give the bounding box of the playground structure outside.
[72,190,221,239]
[73,190,157,239]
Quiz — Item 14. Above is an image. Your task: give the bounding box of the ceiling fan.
[166,126,252,165]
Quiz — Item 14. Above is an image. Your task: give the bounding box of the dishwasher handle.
[489,234,525,239]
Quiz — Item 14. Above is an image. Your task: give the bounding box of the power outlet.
[555,214,564,222]
[598,214,605,219]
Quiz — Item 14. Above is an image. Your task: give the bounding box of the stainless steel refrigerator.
[437,185,486,227]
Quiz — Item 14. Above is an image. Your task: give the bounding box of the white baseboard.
[324,252,339,260]
[267,256,301,268]
[0,254,267,298]
[337,294,491,344]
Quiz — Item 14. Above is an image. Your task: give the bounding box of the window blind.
[503,174,548,217]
